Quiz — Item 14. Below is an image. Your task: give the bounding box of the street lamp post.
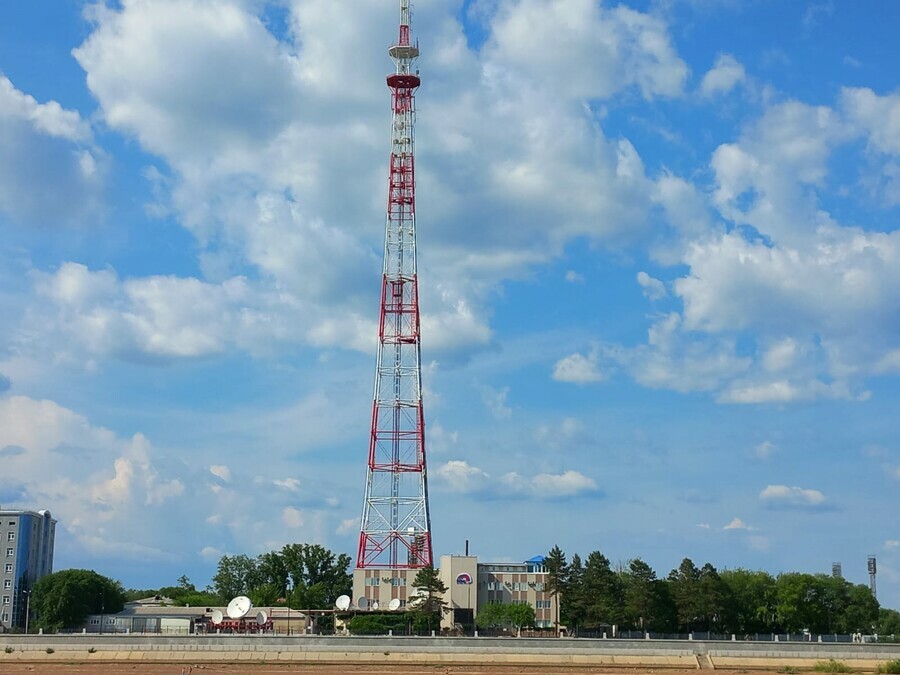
[99,593,105,635]
[22,590,31,634]
[286,581,292,636]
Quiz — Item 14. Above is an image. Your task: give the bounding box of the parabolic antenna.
[388,598,401,611]
[227,595,253,619]
[335,595,351,611]
[407,587,427,608]
[255,610,268,625]
[372,600,380,610]
[357,596,369,610]
[210,609,224,625]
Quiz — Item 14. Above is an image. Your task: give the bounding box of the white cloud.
[753,440,776,460]
[885,540,900,550]
[696,523,711,529]
[759,484,829,510]
[282,507,305,529]
[434,461,597,500]
[481,385,512,420]
[0,75,102,225]
[434,460,490,493]
[637,271,667,301]
[553,352,605,384]
[209,465,231,483]
[565,270,585,284]
[700,54,745,97]
[485,0,688,101]
[273,478,302,492]
[724,517,751,530]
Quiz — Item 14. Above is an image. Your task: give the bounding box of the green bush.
[877,660,900,674]
[4,646,13,654]
[45,648,55,654]
[348,612,410,635]
[813,660,852,673]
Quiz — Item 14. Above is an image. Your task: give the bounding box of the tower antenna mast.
[357,0,433,570]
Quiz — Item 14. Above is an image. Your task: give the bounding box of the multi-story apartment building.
[0,509,56,631]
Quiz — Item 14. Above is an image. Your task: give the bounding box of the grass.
[87,647,97,654]
[779,668,799,674]
[813,659,853,673]
[877,660,900,674]
[4,646,13,654]
[45,647,55,654]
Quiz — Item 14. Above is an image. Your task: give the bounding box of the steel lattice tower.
[357,0,433,570]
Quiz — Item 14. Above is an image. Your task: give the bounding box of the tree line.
[544,546,899,636]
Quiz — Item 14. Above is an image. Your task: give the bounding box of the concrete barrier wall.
[1,635,898,668]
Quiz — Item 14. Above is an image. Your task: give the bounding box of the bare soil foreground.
[0,666,779,675]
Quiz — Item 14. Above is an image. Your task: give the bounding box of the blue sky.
[1,0,899,607]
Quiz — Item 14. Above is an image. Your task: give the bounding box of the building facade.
[0,509,57,630]
[351,554,558,632]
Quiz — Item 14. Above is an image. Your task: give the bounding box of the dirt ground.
[0,666,774,675]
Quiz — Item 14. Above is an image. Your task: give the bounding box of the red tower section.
[357,0,432,570]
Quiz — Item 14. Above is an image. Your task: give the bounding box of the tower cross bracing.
[357,0,433,571]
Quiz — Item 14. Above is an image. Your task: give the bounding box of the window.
[3,564,11,573]
[6,533,13,542]
[366,577,380,586]
[390,577,406,586]
[1,612,8,622]
[4,548,11,557]
[90,618,100,625]
[534,582,545,591]
[1,596,9,605]
[2,580,9,589]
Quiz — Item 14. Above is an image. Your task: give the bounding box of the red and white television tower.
[357,0,433,570]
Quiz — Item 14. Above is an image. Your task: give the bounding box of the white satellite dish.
[372,600,380,610]
[388,598,401,611]
[227,595,253,619]
[335,595,351,611]
[210,609,224,625]
[357,596,369,610]
[255,610,268,625]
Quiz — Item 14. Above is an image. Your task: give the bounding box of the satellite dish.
[372,600,379,610]
[335,595,351,611]
[357,596,369,610]
[407,587,427,608]
[211,609,224,625]
[255,610,268,625]
[388,598,401,611]
[227,595,253,619]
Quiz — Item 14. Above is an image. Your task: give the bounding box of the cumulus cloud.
[209,465,231,483]
[724,517,753,530]
[700,54,745,97]
[553,352,605,384]
[434,460,491,493]
[759,484,829,510]
[0,75,102,225]
[433,461,598,500]
[637,271,667,301]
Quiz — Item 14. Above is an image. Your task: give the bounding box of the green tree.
[410,565,447,633]
[475,602,534,631]
[506,602,536,630]
[668,558,702,631]
[696,562,730,632]
[582,551,625,630]
[562,553,587,633]
[31,569,126,632]
[212,554,260,601]
[876,608,900,635]
[720,569,776,635]
[280,543,352,609]
[545,545,568,633]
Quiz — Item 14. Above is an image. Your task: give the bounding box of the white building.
[351,554,558,632]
